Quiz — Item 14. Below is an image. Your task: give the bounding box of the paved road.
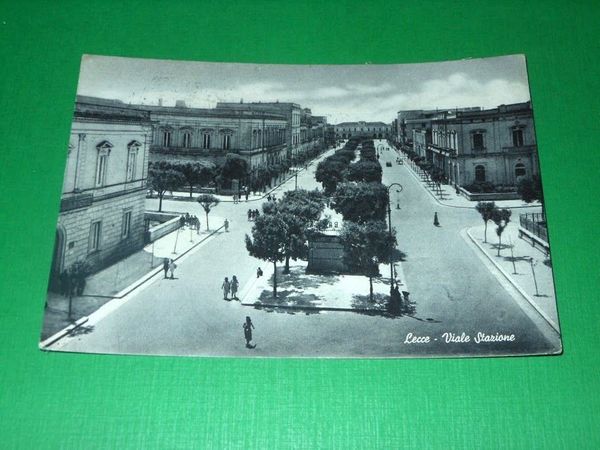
[53,141,560,357]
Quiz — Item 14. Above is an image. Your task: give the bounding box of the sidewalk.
[41,218,224,340]
[466,222,559,333]
[393,148,542,210]
[239,259,408,313]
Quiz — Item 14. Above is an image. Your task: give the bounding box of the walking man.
[231,275,239,300]
[221,277,231,300]
[224,218,229,232]
[433,212,440,227]
[243,316,256,349]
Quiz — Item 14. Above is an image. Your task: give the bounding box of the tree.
[148,161,185,212]
[315,158,348,194]
[269,189,326,273]
[518,176,544,205]
[475,201,496,243]
[220,153,248,183]
[245,213,289,297]
[196,194,220,230]
[492,208,512,256]
[177,162,211,199]
[347,160,383,183]
[332,182,389,223]
[340,220,396,301]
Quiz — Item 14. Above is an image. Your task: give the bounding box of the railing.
[520,213,548,243]
[60,193,93,212]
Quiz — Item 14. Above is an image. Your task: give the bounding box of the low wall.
[458,187,520,201]
[144,212,181,242]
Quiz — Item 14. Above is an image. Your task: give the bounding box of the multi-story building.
[216,101,308,160]
[50,96,152,287]
[426,102,538,188]
[142,102,288,170]
[334,121,391,139]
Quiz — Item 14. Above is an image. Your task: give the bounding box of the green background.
[1,1,599,448]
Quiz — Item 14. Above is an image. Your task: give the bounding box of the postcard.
[40,54,561,357]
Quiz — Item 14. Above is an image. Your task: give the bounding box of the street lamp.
[386,182,403,294]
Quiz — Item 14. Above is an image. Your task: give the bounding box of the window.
[473,132,485,150]
[95,141,112,187]
[222,134,230,150]
[515,163,526,178]
[162,130,171,147]
[96,154,108,186]
[126,150,137,181]
[475,165,486,182]
[89,221,101,252]
[512,128,524,147]
[182,131,192,148]
[203,133,211,149]
[122,211,132,239]
[126,141,140,182]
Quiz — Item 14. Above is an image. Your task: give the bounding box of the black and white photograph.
[39,54,561,357]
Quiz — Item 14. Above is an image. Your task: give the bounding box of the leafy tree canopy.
[332,182,389,223]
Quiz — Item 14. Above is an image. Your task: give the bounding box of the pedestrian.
[256,267,263,278]
[267,194,272,202]
[245,187,249,202]
[254,209,260,219]
[224,218,229,232]
[231,275,239,300]
[243,316,256,348]
[247,209,252,222]
[433,212,440,227]
[179,215,186,228]
[221,277,231,300]
[168,258,177,279]
[162,258,169,279]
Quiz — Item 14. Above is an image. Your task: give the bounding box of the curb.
[39,316,89,349]
[241,301,386,314]
[465,228,560,335]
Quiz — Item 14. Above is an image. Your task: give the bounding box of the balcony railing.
[520,212,548,243]
[60,192,93,212]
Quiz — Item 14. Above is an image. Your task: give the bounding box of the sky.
[78,54,531,124]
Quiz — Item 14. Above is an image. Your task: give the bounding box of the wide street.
[52,141,560,357]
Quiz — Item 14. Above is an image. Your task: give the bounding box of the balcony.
[60,192,93,212]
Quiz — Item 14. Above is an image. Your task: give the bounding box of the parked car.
[385,161,392,167]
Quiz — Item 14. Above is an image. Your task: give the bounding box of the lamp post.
[386,182,403,294]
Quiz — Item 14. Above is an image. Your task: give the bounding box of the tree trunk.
[284,254,290,274]
[205,211,210,231]
[497,234,502,256]
[369,276,373,302]
[484,221,488,243]
[272,261,277,298]
[189,184,193,199]
[158,193,164,212]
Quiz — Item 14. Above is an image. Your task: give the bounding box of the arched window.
[126,141,141,182]
[475,165,486,182]
[515,163,526,178]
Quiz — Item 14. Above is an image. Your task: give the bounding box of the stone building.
[50,96,152,287]
[216,101,305,160]
[426,102,538,188]
[334,121,391,139]
[142,102,288,170]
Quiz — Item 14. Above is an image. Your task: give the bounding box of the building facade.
[143,103,288,170]
[424,102,538,188]
[50,97,152,286]
[334,121,391,139]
